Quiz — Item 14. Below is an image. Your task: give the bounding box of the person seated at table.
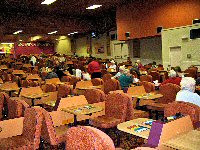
[161,69,181,86]
[45,71,58,79]
[130,64,141,77]
[135,59,143,69]
[119,69,133,90]
[151,61,158,69]
[30,55,37,66]
[88,58,102,79]
[112,65,125,79]
[176,77,200,106]
[108,60,117,71]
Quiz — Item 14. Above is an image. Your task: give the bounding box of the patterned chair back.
[140,75,153,82]
[83,89,106,104]
[91,78,104,86]
[102,73,112,82]
[104,79,120,94]
[43,84,57,93]
[66,126,115,150]
[140,81,155,93]
[158,83,181,104]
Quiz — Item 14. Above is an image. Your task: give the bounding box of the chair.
[90,93,132,129]
[184,68,197,79]
[66,126,116,150]
[104,79,120,94]
[140,75,153,82]
[164,101,200,129]
[149,71,160,82]
[0,107,43,149]
[61,75,71,82]
[57,84,71,100]
[140,81,155,93]
[91,78,104,86]
[40,108,68,147]
[42,84,57,93]
[83,89,106,104]
[102,73,112,82]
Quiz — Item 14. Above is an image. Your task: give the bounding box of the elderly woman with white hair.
[119,69,133,90]
[176,77,200,106]
[161,69,181,86]
[112,65,125,79]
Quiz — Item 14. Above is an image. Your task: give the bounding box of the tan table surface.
[131,93,163,100]
[12,70,25,75]
[0,78,3,84]
[26,74,41,80]
[61,104,104,115]
[76,85,102,90]
[0,82,19,91]
[0,65,8,70]
[22,92,49,99]
[22,64,32,68]
[117,118,153,139]
[162,130,200,150]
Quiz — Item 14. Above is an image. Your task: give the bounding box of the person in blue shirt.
[119,69,133,90]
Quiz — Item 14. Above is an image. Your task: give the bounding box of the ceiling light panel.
[41,0,57,5]
[86,5,102,10]
[48,31,58,35]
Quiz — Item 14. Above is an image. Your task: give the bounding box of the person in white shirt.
[176,77,200,107]
[30,55,37,66]
[109,60,117,71]
[112,65,125,79]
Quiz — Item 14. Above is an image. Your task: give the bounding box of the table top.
[76,85,102,90]
[0,65,8,70]
[131,93,163,100]
[22,92,49,99]
[61,104,104,115]
[26,74,41,80]
[117,118,153,139]
[23,64,33,68]
[0,127,2,132]
[0,82,19,91]
[162,130,200,150]
[12,70,25,75]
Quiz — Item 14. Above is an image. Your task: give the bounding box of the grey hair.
[169,70,177,78]
[180,77,196,92]
[123,69,130,75]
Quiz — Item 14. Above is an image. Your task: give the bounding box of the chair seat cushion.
[0,135,32,149]
[90,116,121,128]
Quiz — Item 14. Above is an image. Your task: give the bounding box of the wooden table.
[0,82,19,96]
[162,130,200,150]
[22,92,49,106]
[117,118,153,139]
[45,78,64,85]
[26,74,41,81]
[0,65,8,70]
[61,104,103,126]
[12,70,25,76]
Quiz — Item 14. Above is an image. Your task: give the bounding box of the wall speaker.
[125,32,130,38]
[193,19,200,24]
[157,27,163,33]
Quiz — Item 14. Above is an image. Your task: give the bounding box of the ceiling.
[0,0,130,42]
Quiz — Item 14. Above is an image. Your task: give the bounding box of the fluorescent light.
[74,32,78,34]
[19,40,22,42]
[68,31,78,35]
[1,43,14,44]
[41,0,57,5]
[13,30,23,35]
[86,5,102,10]
[48,31,58,35]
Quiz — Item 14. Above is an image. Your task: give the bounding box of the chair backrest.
[40,108,58,145]
[184,68,197,79]
[91,78,104,86]
[42,84,57,93]
[57,95,88,111]
[66,126,115,150]
[57,84,71,100]
[61,75,71,82]
[105,93,129,121]
[140,81,155,93]
[102,73,112,82]
[140,75,153,82]
[158,83,181,104]
[69,76,81,89]
[0,92,5,119]
[22,107,44,150]
[149,71,160,82]
[83,89,106,104]
[104,79,120,94]
[164,101,199,127]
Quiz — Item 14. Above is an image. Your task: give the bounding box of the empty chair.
[66,126,115,150]
[140,75,153,82]
[164,101,200,128]
[91,78,104,86]
[41,108,68,147]
[90,93,132,129]
[61,75,71,82]
[104,79,120,94]
[57,84,71,100]
[83,89,106,104]
[0,107,43,149]
[102,73,112,82]
[42,84,57,93]
[140,81,155,93]
[184,68,197,79]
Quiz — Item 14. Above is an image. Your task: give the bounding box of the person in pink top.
[161,70,181,86]
[88,58,102,79]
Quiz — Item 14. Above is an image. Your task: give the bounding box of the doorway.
[170,46,181,68]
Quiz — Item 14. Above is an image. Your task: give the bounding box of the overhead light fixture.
[68,31,78,36]
[48,31,58,35]
[86,5,102,10]
[19,40,23,42]
[41,0,57,5]
[1,42,14,44]
[13,30,23,35]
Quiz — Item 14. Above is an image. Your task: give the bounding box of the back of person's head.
[136,60,141,64]
[123,69,130,75]
[152,61,156,65]
[119,65,125,72]
[174,66,182,72]
[180,77,196,92]
[169,70,177,78]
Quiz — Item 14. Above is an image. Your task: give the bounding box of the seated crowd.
[0,53,199,149]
